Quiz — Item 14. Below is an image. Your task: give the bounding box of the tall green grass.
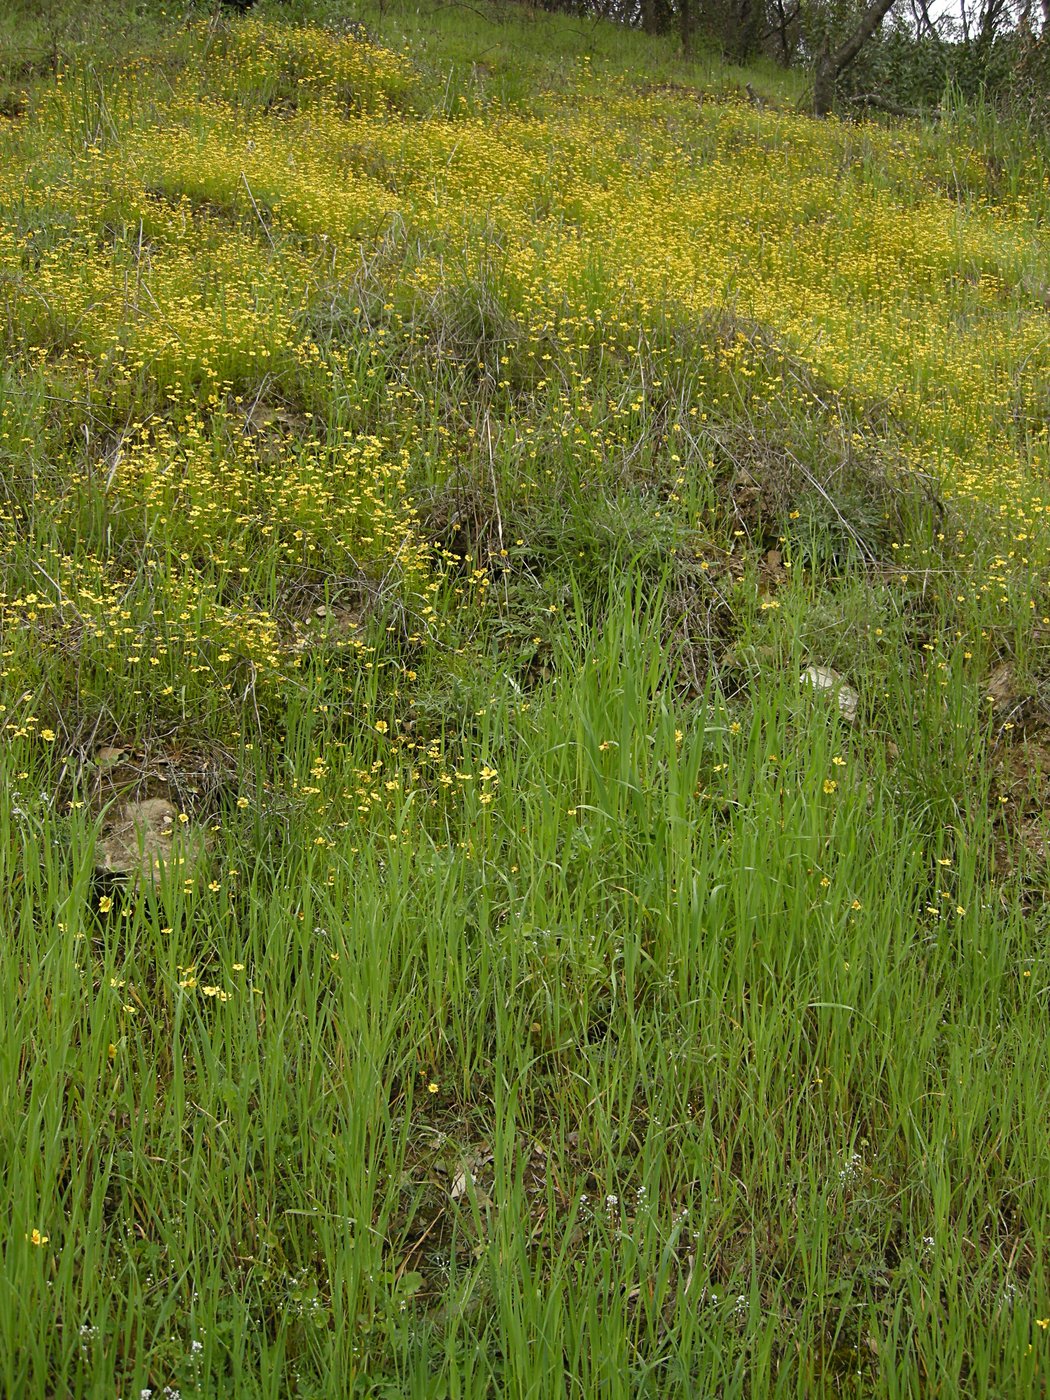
[2,2,1049,1396]
[3,570,1049,1395]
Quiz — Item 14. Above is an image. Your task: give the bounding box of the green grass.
[5,579,1050,1397]
[2,2,1050,1396]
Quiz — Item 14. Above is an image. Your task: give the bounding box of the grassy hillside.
[2,3,1049,1395]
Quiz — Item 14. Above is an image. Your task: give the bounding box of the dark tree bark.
[641,0,673,32]
[813,0,899,115]
[681,0,692,54]
[772,0,797,62]
[907,0,945,41]
[958,0,972,43]
[732,0,764,59]
[976,0,1009,50]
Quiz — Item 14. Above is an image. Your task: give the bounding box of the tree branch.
[813,0,899,114]
[847,91,942,118]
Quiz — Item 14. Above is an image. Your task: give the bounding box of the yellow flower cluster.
[201,17,419,116]
[3,34,1044,505]
[0,17,1046,772]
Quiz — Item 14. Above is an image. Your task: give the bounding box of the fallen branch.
[847,92,941,120]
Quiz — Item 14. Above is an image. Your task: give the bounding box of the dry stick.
[241,173,275,251]
[242,662,263,737]
[483,411,509,610]
[138,279,184,343]
[243,373,274,434]
[393,1189,450,1281]
[31,560,74,614]
[785,447,873,561]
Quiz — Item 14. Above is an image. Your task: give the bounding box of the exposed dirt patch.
[635,80,705,103]
[233,393,311,467]
[273,569,372,654]
[96,796,210,889]
[73,735,240,821]
[0,91,26,120]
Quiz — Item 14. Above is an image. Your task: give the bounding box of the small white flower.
[838,1152,863,1186]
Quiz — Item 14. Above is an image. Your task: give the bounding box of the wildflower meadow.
[1,1,1049,1394]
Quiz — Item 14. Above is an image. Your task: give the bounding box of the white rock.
[802,664,859,723]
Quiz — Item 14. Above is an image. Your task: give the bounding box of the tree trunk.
[813,44,836,116]
[812,0,899,116]
[681,0,692,55]
[774,0,792,63]
[732,0,763,60]
[976,0,1008,51]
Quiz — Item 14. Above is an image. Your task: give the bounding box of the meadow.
[1,2,1050,1394]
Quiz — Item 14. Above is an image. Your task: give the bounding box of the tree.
[812,0,900,114]
[640,0,675,32]
[727,0,765,58]
[769,0,803,63]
